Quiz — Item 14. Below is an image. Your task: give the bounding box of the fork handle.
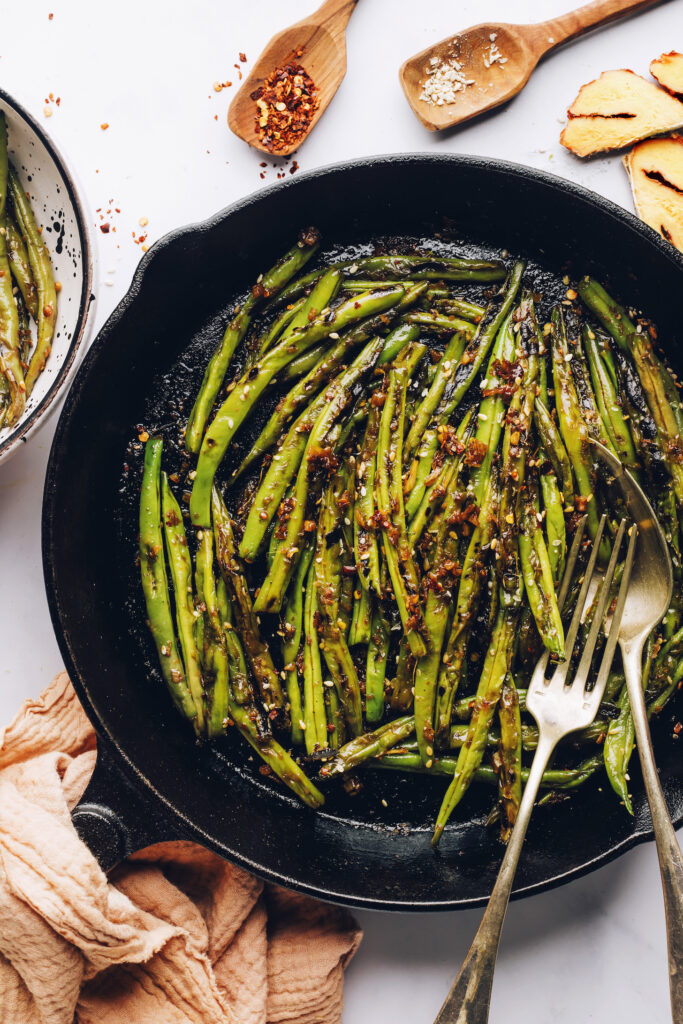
[433,734,557,1024]
[622,638,683,1024]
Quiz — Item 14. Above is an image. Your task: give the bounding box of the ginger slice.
[624,134,683,250]
[561,69,683,158]
[650,52,683,99]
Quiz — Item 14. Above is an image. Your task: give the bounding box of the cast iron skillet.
[43,155,683,911]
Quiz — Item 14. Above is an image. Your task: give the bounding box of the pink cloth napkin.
[0,672,361,1024]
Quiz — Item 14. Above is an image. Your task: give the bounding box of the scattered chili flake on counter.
[252,57,319,153]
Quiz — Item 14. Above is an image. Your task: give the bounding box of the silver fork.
[434,512,637,1024]
[591,439,683,1023]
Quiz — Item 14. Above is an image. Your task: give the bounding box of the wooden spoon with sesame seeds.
[399,0,663,132]
[228,0,359,157]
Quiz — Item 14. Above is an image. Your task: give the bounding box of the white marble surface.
[1,0,682,1019]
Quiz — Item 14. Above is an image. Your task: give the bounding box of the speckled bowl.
[0,87,93,464]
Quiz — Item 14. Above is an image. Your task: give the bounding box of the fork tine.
[551,513,608,689]
[591,524,638,700]
[556,515,588,612]
[528,516,589,688]
[572,518,627,692]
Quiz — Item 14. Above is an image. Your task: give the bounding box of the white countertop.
[1,1,681,1020]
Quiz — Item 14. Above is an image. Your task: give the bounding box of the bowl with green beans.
[0,88,93,463]
[44,155,683,909]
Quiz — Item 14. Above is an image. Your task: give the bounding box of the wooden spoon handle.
[313,0,359,33]
[532,0,663,56]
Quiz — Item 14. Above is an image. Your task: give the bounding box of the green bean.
[186,231,320,451]
[401,263,525,509]
[570,324,619,457]
[540,471,566,585]
[389,636,415,712]
[7,164,53,399]
[424,297,486,322]
[324,679,344,750]
[403,311,475,337]
[231,703,325,808]
[302,557,328,753]
[314,474,363,736]
[377,320,422,365]
[5,213,38,320]
[466,309,516,505]
[496,294,539,608]
[579,277,683,509]
[255,336,385,613]
[534,397,574,507]
[405,329,469,457]
[212,488,286,713]
[376,362,426,658]
[366,605,390,724]
[240,393,329,562]
[354,402,383,596]
[236,270,373,478]
[0,135,25,424]
[519,474,565,657]
[281,542,314,745]
[604,683,635,814]
[376,753,603,792]
[160,472,206,732]
[413,420,473,761]
[348,584,372,646]
[583,325,638,471]
[190,288,403,527]
[551,305,607,559]
[217,577,252,708]
[497,675,522,842]
[195,527,230,737]
[250,296,306,363]
[406,407,475,548]
[433,607,518,846]
[281,340,331,381]
[344,254,507,282]
[139,439,196,724]
[322,715,416,777]
[434,467,499,748]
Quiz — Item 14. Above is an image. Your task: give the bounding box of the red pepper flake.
[252,58,319,153]
[48,11,53,17]
[239,52,247,62]
[101,122,109,130]
[100,222,110,234]
[675,722,682,734]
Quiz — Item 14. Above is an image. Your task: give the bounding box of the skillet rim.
[42,152,683,911]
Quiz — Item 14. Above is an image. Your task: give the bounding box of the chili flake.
[252,58,319,153]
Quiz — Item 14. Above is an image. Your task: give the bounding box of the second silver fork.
[434,512,637,1024]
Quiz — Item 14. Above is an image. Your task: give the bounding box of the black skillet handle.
[71,745,183,871]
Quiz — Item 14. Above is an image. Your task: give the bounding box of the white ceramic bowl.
[0,87,94,464]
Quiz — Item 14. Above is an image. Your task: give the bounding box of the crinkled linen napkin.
[0,672,361,1024]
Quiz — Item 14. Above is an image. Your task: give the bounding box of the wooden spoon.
[399,0,663,132]
[228,0,359,156]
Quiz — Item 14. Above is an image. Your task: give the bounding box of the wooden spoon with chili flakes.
[228,0,359,157]
[399,0,662,133]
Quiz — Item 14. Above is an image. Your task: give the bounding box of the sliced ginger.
[561,70,683,158]
[624,134,683,250]
[650,52,683,99]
